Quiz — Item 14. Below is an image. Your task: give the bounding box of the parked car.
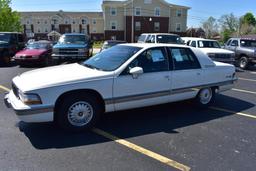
[138,33,183,44]
[5,43,236,131]
[100,40,126,52]
[0,32,25,64]
[182,37,235,64]
[13,40,53,67]
[52,33,93,63]
[224,38,256,69]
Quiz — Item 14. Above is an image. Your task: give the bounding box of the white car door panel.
[113,47,171,111]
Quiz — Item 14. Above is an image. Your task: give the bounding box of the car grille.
[12,82,19,99]
[215,54,232,59]
[59,49,79,55]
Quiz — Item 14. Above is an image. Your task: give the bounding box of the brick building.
[20,0,190,42]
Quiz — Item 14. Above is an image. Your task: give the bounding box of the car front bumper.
[4,91,54,123]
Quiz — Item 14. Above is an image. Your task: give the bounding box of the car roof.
[120,43,188,49]
[182,37,217,41]
[141,33,180,36]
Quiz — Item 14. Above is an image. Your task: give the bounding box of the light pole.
[131,0,134,43]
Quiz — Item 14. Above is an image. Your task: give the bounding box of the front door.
[113,47,171,111]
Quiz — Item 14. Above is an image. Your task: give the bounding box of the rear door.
[167,47,203,100]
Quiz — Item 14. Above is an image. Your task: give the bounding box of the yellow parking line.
[0,85,10,92]
[232,88,256,95]
[238,78,256,82]
[210,107,256,119]
[92,128,190,171]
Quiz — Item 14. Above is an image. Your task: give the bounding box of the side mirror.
[129,67,143,79]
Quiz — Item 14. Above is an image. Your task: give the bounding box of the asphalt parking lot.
[0,64,255,171]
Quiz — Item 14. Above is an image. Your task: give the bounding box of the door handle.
[196,73,201,76]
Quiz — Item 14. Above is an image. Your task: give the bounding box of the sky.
[10,0,256,27]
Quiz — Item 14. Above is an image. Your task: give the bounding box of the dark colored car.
[14,40,53,67]
[100,40,126,52]
[52,33,93,63]
[224,38,256,69]
[0,32,25,64]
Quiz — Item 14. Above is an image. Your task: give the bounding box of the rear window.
[156,35,182,44]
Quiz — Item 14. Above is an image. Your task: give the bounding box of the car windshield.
[26,42,49,49]
[82,45,142,71]
[0,34,11,43]
[156,35,183,44]
[58,35,88,44]
[240,40,256,47]
[198,40,221,48]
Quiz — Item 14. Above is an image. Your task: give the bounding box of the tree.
[242,12,256,26]
[201,17,219,38]
[0,0,22,32]
[219,13,239,32]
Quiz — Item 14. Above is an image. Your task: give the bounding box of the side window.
[126,47,169,74]
[186,40,191,46]
[145,35,152,43]
[231,40,238,46]
[150,35,156,43]
[169,48,201,70]
[10,34,17,43]
[226,39,231,46]
[191,41,196,47]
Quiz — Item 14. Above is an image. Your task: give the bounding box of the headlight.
[207,53,215,58]
[18,90,42,105]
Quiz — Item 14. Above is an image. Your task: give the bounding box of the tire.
[56,93,103,132]
[239,56,249,69]
[195,88,215,108]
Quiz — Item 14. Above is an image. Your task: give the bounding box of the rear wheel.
[239,56,249,69]
[195,88,215,108]
[56,93,103,131]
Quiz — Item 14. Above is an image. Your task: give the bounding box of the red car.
[14,40,53,66]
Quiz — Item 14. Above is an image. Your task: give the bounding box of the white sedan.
[5,43,237,131]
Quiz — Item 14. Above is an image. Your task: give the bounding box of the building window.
[65,20,68,24]
[135,21,141,31]
[176,23,181,31]
[38,29,40,33]
[81,28,86,33]
[73,21,76,24]
[135,7,141,16]
[111,21,117,30]
[53,19,58,25]
[73,29,76,33]
[154,7,160,16]
[45,21,47,24]
[110,7,117,16]
[176,9,182,17]
[45,28,48,33]
[81,19,86,25]
[154,22,160,31]
[27,21,30,25]
[92,28,97,33]
[37,21,40,24]
[92,19,96,25]
[144,0,152,4]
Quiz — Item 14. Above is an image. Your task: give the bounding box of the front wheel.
[195,88,215,108]
[56,94,103,131]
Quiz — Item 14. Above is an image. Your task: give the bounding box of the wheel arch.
[53,89,106,121]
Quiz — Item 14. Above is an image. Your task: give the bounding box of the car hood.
[13,63,113,92]
[200,48,234,54]
[53,43,87,49]
[15,49,47,56]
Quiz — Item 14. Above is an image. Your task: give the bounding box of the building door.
[59,24,71,34]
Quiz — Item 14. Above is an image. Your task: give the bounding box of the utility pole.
[131,0,134,43]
